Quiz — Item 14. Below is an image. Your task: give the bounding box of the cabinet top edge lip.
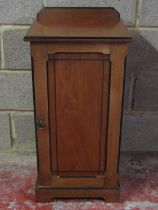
[24,7,131,42]
[24,37,132,43]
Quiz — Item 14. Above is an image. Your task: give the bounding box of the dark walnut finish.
[24,7,131,202]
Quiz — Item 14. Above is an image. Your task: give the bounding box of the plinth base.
[35,185,120,203]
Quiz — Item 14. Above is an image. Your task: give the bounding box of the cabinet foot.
[35,185,120,203]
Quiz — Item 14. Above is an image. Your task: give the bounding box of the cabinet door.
[47,53,110,177]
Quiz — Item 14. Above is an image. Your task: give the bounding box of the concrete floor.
[0,152,157,209]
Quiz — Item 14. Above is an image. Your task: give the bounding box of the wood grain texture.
[31,45,51,177]
[47,59,58,174]
[37,8,120,27]
[99,61,110,172]
[24,8,131,42]
[37,176,105,188]
[105,44,128,185]
[27,7,130,202]
[47,53,110,176]
[55,56,101,173]
[30,41,128,202]
[35,186,120,203]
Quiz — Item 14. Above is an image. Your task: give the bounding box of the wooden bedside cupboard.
[24,7,131,202]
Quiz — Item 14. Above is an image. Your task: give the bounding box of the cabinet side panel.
[31,44,51,178]
[105,44,128,185]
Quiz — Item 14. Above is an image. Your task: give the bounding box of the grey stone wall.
[0,0,158,152]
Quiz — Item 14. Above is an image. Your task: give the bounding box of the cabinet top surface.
[24,7,131,42]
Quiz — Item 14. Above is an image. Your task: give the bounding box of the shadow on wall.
[122,29,158,151]
[124,29,158,112]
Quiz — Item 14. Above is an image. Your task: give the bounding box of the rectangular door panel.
[47,53,110,176]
